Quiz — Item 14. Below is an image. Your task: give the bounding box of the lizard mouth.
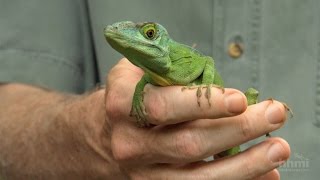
[104,27,123,42]
[104,28,131,49]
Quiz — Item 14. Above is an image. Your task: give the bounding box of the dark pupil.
[146,29,154,38]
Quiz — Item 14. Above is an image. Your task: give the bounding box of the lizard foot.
[130,91,150,127]
[267,98,293,118]
[182,85,203,106]
[265,98,292,138]
[181,84,224,107]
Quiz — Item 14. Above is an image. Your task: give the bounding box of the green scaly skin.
[104,21,259,157]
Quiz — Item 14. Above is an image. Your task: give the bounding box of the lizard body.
[104,21,259,157]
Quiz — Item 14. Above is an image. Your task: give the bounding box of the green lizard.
[104,21,263,157]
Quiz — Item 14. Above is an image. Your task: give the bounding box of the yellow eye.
[142,24,157,39]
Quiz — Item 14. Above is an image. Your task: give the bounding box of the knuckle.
[241,153,257,179]
[106,65,121,85]
[145,91,168,124]
[105,88,123,120]
[111,140,130,162]
[239,114,254,139]
[174,129,203,158]
[111,134,137,162]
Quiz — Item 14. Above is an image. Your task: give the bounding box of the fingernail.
[225,93,246,113]
[265,104,284,124]
[268,143,287,164]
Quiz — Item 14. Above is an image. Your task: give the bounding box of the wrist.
[0,84,120,178]
[62,89,110,154]
[61,89,122,176]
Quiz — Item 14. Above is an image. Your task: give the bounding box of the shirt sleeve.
[0,0,97,93]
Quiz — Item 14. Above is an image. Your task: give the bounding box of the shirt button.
[228,42,243,59]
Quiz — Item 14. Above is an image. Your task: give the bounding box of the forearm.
[0,84,119,179]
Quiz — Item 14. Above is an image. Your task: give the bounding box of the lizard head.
[104,21,171,73]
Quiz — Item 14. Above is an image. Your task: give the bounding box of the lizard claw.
[182,84,224,107]
[266,132,271,137]
[202,84,224,106]
[204,84,212,107]
[211,84,225,94]
[282,102,294,118]
[196,86,202,107]
[182,85,203,106]
[267,98,293,118]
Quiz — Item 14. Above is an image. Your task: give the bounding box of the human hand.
[104,58,290,179]
[0,58,290,179]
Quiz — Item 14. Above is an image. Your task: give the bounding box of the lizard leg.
[130,91,149,127]
[202,57,225,104]
[130,76,150,127]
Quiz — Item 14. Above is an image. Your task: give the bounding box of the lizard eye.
[141,24,157,40]
[146,29,155,39]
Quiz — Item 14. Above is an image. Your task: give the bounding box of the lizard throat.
[144,69,172,86]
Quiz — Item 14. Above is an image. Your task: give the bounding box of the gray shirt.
[0,0,318,179]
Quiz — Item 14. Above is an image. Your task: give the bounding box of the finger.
[191,100,288,158]
[110,100,287,165]
[256,169,280,180]
[204,138,290,180]
[126,138,289,180]
[149,100,287,163]
[143,85,247,125]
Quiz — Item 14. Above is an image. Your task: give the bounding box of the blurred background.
[0,0,319,179]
